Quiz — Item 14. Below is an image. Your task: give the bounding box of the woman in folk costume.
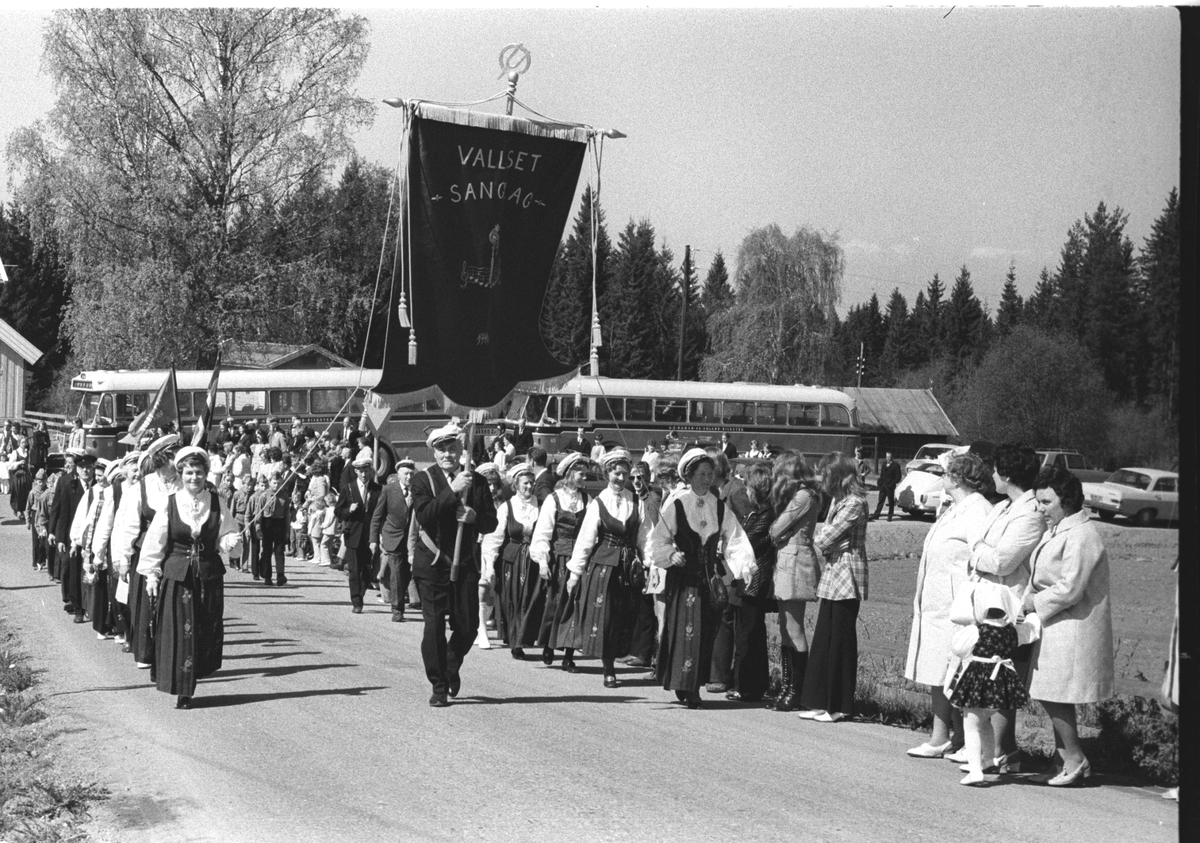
[481,461,541,659]
[69,459,112,633]
[90,454,141,647]
[530,452,590,669]
[559,449,647,688]
[903,452,994,757]
[650,449,756,709]
[139,446,240,709]
[111,435,182,666]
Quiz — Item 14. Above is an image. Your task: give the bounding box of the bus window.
[596,396,621,421]
[76,394,100,423]
[92,393,115,423]
[311,389,348,415]
[690,400,718,423]
[271,390,310,416]
[756,402,787,426]
[524,395,550,422]
[822,405,850,427]
[115,393,148,421]
[348,393,364,415]
[559,395,586,424]
[233,391,267,415]
[722,402,750,425]
[787,404,820,426]
[654,400,687,424]
[213,391,230,419]
[625,398,652,422]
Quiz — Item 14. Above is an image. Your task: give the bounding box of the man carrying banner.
[410,423,497,707]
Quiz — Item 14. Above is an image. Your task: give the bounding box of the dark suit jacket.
[336,478,381,549]
[512,427,534,456]
[49,473,84,543]
[878,460,902,489]
[410,465,497,584]
[722,442,738,459]
[563,436,591,455]
[533,467,556,505]
[369,483,410,555]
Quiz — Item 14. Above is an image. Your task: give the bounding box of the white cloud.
[842,239,881,254]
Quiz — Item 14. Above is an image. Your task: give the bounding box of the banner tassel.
[398,293,411,328]
[408,330,418,365]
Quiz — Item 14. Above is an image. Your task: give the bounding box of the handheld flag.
[122,367,181,445]
[191,352,222,447]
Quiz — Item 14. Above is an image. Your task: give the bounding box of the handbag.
[708,569,730,610]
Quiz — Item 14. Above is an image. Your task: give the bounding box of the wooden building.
[223,341,355,370]
[0,317,44,420]
[840,387,960,459]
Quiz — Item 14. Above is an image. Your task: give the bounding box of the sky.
[0,4,1181,316]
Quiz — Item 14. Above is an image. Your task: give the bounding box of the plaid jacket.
[814,493,869,601]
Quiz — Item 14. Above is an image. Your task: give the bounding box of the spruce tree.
[1136,189,1179,412]
[878,287,913,383]
[996,261,1024,336]
[702,250,734,314]
[944,265,987,367]
[540,186,611,367]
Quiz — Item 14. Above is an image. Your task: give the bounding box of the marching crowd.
[9,414,1119,788]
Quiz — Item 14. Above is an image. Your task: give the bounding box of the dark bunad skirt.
[543,554,575,649]
[498,541,541,647]
[89,562,113,636]
[128,568,155,665]
[155,574,224,696]
[657,512,725,693]
[558,539,640,660]
[10,466,31,516]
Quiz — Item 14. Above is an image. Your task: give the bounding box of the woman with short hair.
[650,448,756,708]
[1023,466,1114,786]
[962,443,1045,772]
[797,452,869,723]
[903,452,994,756]
[138,446,240,709]
[482,462,542,659]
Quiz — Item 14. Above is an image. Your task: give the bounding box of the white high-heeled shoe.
[908,740,954,758]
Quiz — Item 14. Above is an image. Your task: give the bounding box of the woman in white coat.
[964,443,1045,772]
[903,453,993,756]
[1024,465,1114,786]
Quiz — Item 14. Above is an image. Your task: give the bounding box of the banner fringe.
[413,103,593,144]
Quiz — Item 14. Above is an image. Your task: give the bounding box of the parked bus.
[68,368,463,460]
[507,376,861,461]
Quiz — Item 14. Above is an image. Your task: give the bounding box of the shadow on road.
[208,661,359,680]
[188,684,388,708]
[451,694,644,705]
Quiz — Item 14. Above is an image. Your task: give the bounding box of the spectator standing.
[871,452,902,521]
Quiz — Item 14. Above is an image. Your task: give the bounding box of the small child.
[321,492,339,569]
[308,497,327,566]
[946,586,1035,786]
[27,472,47,570]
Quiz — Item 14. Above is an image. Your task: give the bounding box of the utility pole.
[676,245,691,381]
[856,341,865,388]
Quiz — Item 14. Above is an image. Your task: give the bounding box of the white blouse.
[111,472,182,573]
[137,487,241,577]
[529,486,588,568]
[648,488,757,582]
[566,487,649,576]
[481,494,541,583]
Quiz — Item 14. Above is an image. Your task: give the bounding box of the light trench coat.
[904,492,993,685]
[1026,510,1114,704]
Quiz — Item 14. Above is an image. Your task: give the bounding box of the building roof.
[840,387,959,438]
[0,317,44,365]
[223,341,355,370]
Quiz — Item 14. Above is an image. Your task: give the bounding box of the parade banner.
[375,104,588,411]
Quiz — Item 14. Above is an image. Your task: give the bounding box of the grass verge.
[0,621,108,842]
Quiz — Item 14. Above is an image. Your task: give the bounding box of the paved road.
[0,517,1177,843]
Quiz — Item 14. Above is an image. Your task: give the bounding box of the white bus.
[68,368,464,461]
[508,376,861,461]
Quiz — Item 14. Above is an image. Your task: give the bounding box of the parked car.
[895,462,949,519]
[1083,468,1179,527]
[1035,449,1110,483]
[904,443,958,476]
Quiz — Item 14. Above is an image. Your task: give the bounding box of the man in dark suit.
[370,473,410,622]
[336,454,381,613]
[720,432,738,460]
[511,418,534,457]
[410,423,498,707]
[529,446,555,504]
[563,427,590,455]
[872,451,903,521]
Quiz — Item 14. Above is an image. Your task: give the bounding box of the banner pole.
[505,71,519,116]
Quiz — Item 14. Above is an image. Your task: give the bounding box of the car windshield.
[1108,470,1151,490]
[916,464,945,476]
[914,446,952,461]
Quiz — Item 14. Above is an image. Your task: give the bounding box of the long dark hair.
[771,451,821,510]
